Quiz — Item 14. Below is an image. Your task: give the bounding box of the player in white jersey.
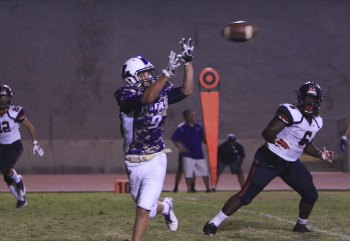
[0,85,44,209]
[114,38,194,241]
[203,82,334,235]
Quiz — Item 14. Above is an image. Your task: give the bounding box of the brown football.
[222,21,258,42]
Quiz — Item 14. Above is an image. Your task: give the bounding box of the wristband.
[162,69,171,78]
[33,140,38,145]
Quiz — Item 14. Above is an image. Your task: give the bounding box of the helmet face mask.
[296,81,323,117]
[0,85,13,110]
[121,56,158,88]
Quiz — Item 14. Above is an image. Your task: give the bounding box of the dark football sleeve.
[275,105,293,126]
[168,87,188,105]
[15,108,26,123]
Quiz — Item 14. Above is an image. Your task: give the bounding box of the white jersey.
[0,105,25,144]
[267,103,323,162]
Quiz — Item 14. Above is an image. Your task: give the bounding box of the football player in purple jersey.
[203,82,334,235]
[114,38,194,241]
[0,84,44,209]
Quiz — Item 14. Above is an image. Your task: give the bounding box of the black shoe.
[203,221,218,235]
[293,223,311,233]
[173,187,178,193]
[16,198,28,209]
[206,189,212,193]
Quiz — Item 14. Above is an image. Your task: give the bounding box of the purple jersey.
[115,81,186,155]
[171,122,205,159]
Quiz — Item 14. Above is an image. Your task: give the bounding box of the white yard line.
[239,209,350,241]
[200,202,350,240]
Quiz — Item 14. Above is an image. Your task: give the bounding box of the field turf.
[1,191,349,241]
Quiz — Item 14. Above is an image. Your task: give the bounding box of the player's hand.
[177,38,195,64]
[340,135,347,152]
[33,140,44,157]
[162,51,180,78]
[274,138,290,150]
[320,147,334,163]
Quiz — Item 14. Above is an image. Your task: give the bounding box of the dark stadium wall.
[0,0,349,173]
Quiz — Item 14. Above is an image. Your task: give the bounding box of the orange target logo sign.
[199,67,220,90]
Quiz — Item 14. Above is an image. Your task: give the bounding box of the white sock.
[162,201,170,215]
[210,210,228,227]
[297,217,308,225]
[8,185,19,200]
[11,169,21,183]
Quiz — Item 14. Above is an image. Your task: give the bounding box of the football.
[222,21,257,42]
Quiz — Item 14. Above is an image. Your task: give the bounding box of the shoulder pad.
[276,103,302,125]
[7,105,24,119]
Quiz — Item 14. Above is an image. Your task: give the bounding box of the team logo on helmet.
[121,56,157,88]
[296,81,323,117]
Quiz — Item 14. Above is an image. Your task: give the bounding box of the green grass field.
[1,191,349,241]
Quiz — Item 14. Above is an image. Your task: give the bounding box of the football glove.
[162,51,180,78]
[178,38,195,64]
[320,147,334,163]
[340,135,347,152]
[33,140,45,157]
[274,138,290,150]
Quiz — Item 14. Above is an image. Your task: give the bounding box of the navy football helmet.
[296,81,323,117]
[121,56,157,88]
[0,85,13,110]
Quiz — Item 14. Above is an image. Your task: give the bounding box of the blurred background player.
[114,38,194,241]
[217,133,245,189]
[340,123,350,152]
[171,110,211,193]
[172,153,183,193]
[203,81,334,235]
[0,84,44,209]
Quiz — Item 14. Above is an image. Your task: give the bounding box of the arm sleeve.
[238,143,246,158]
[168,87,188,104]
[275,105,293,126]
[15,108,26,123]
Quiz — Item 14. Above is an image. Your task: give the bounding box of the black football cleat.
[293,223,311,233]
[16,198,28,209]
[203,221,218,235]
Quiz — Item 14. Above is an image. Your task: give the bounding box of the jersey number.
[298,131,312,146]
[149,115,162,129]
[0,121,11,133]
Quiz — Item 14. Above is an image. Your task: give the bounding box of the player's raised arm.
[178,38,194,96]
[141,51,180,104]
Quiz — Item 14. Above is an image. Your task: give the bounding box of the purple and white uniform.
[115,81,186,217]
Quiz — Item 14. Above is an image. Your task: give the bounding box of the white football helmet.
[121,56,157,87]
